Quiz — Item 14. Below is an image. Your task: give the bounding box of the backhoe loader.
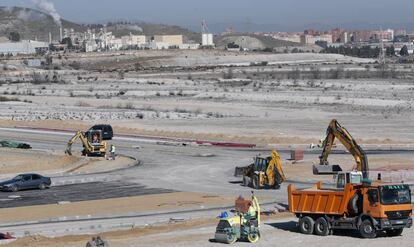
[234,150,285,189]
[65,130,107,157]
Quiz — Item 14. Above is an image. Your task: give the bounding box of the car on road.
[88,124,113,140]
[0,173,51,192]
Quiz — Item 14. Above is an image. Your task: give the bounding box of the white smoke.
[31,0,61,26]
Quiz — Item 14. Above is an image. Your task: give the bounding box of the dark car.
[88,124,113,140]
[0,173,51,192]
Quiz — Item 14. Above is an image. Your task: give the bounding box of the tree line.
[323,44,410,58]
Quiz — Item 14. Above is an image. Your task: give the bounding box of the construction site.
[0,2,413,247]
[0,45,412,246]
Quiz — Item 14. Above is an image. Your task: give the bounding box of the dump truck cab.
[359,183,412,235]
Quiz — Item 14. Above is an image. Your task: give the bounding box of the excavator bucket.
[312,164,343,175]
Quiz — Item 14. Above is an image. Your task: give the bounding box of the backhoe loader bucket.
[65,143,72,156]
[312,164,342,175]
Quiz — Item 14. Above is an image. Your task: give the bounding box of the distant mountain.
[0,6,200,42]
[186,21,414,33]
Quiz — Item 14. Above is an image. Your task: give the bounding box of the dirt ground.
[2,214,292,247]
[4,212,414,247]
[0,148,78,174]
[0,148,135,175]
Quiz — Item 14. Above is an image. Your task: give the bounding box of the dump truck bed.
[288,182,355,216]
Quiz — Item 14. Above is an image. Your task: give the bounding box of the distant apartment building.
[300,34,332,45]
[351,29,394,42]
[394,29,407,37]
[331,28,348,43]
[300,34,316,45]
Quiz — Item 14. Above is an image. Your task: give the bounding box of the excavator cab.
[335,171,363,188]
[87,130,102,145]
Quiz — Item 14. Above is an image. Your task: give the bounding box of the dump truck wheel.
[314,217,330,236]
[299,216,314,235]
[386,228,403,237]
[247,231,260,243]
[252,176,260,189]
[359,219,377,238]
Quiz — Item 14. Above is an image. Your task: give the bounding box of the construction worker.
[110,144,116,160]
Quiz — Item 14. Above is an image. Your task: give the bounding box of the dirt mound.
[0,148,78,174]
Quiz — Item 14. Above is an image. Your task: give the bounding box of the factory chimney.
[49,32,52,44]
[59,27,63,42]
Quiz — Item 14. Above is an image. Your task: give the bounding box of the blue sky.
[2,0,414,31]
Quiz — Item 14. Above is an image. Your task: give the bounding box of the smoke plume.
[31,0,61,26]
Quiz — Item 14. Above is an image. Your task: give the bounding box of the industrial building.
[0,40,49,55]
[201,33,214,47]
[152,35,183,46]
[121,34,146,48]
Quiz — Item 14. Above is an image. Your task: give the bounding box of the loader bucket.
[312,164,342,175]
[234,167,246,177]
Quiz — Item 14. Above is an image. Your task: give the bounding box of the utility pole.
[378,28,386,67]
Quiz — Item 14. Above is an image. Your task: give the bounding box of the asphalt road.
[0,181,173,208]
[0,128,414,208]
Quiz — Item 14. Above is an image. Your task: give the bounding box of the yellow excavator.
[235,150,286,189]
[313,119,368,188]
[65,130,108,157]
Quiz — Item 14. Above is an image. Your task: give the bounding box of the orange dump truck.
[288,181,412,238]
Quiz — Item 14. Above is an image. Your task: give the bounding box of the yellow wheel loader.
[235,150,285,189]
[65,130,108,157]
[215,192,261,244]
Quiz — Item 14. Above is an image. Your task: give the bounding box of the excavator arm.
[65,131,83,155]
[313,119,369,179]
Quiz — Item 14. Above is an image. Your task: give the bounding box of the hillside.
[89,22,200,43]
[0,6,84,42]
[216,34,300,50]
[0,6,200,43]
